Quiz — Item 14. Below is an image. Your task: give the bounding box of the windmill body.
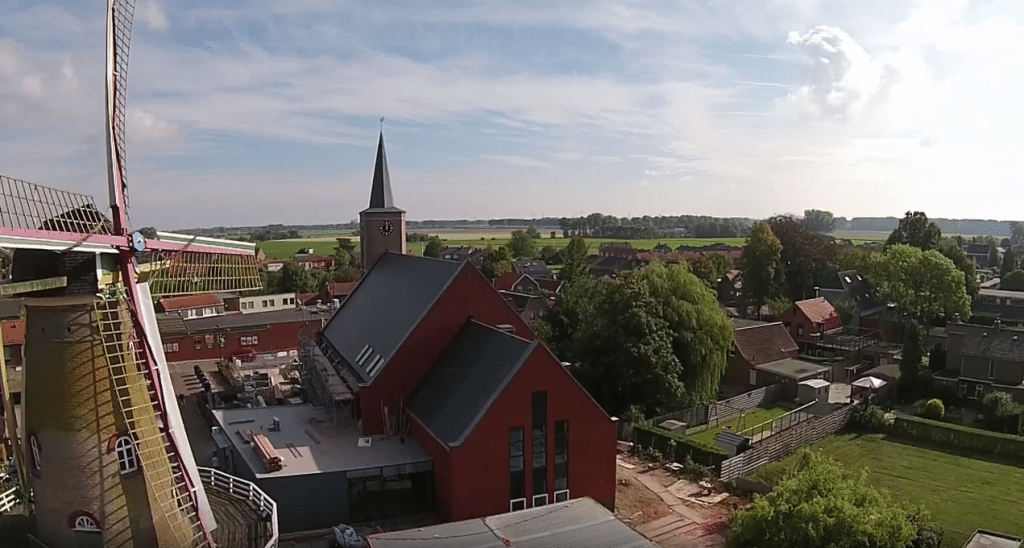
[0,1,272,546]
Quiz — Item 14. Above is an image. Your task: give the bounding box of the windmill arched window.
[114,435,139,474]
[68,510,101,533]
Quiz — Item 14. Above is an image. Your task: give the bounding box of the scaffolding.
[298,336,355,426]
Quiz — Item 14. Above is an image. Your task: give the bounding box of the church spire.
[368,129,394,209]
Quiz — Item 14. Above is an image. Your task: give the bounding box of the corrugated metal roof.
[409,321,535,447]
[320,253,464,385]
[156,313,188,338]
[367,497,657,548]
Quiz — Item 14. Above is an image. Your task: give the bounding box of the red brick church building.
[318,131,616,521]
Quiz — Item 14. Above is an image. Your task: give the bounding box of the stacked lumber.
[252,433,282,472]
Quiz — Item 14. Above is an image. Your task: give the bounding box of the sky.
[1,0,1022,230]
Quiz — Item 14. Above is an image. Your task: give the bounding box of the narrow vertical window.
[509,427,525,504]
[532,391,547,499]
[554,420,568,493]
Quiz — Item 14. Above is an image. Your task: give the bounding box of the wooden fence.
[650,384,786,430]
[719,404,855,481]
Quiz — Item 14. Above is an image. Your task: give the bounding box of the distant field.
[754,433,1024,547]
[257,233,747,260]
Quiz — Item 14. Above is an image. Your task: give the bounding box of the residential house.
[818,270,887,332]
[320,280,360,305]
[725,321,829,399]
[262,259,288,272]
[973,288,1024,322]
[494,271,541,294]
[441,247,487,267]
[718,270,742,306]
[963,243,998,270]
[499,290,551,325]
[779,297,843,352]
[514,260,554,280]
[223,292,299,314]
[295,254,334,271]
[587,255,636,279]
[936,320,1024,403]
[156,293,225,319]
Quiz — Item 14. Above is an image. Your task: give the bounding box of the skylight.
[366,354,385,377]
[356,344,372,366]
[843,276,851,284]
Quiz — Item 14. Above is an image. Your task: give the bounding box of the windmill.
[0,1,263,547]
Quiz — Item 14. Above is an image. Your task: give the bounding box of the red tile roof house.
[779,297,844,353]
[724,321,830,400]
[295,254,334,271]
[312,252,616,529]
[320,280,360,304]
[155,293,225,319]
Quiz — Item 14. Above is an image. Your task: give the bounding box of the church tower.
[360,130,406,270]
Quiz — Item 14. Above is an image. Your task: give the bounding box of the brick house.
[499,290,551,325]
[156,293,225,319]
[973,288,1024,323]
[295,254,334,271]
[157,307,331,362]
[725,320,829,399]
[514,260,554,281]
[963,243,997,270]
[320,281,360,305]
[494,271,541,294]
[936,320,1024,403]
[717,270,742,306]
[779,297,843,352]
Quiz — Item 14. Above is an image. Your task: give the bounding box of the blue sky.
[2,0,1023,229]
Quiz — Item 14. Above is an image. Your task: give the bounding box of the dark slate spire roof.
[364,131,404,213]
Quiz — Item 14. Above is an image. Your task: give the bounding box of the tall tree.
[739,222,784,318]
[885,211,942,252]
[279,262,316,293]
[333,238,358,269]
[727,450,930,548]
[899,322,927,399]
[1002,270,1024,291]
[867,245,971,326]
[507,230,538,259]
[689,254,733,290]
[989,245,1001,268]
[138,226,158,239]
[525,226,542,239]
[1011,221,1024,250]
[480,245,514,279]
[558,236,590,288]
[802,209,837,233]
[1001,247,1017,279]
[422,236,445,258]
[631,262,734,405]
[767,215,837,302]
[938,242,980,299]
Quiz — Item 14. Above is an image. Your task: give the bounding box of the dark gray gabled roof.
[838,270,883,312]
[961,330,1024,362]
[409,320,536,447]
[363,131,404,213]
[320,253,464,385]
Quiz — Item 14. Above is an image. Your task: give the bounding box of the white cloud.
[136,0,170,32]
[638,179,651,187]
[483,155,554,168]
[128,109,183,143]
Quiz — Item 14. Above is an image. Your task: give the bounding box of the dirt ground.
[615,457,674,526]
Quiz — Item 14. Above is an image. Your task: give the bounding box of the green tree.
[867,245,971,326]
[526,226,542,239]
[836,246,874,274]
[689,254,732,290]
[423,236,445,258]
[279,262,316,293]
[331,266,361,283]
[938,242,980,299]
[507,230,538,259]
[1002,270,1024,291]
[885,211,942,252]
[727,450,927,548]
[834,297,857,326]
[899,322,927,399]
[333,238,358,269]
[990,245,1001,268]
[1002,248,1017,279]
[480,245,514,279]
[1011,221,1024,249]
[982,391,1019,433]
[802,209,837,233]
[928,343,946,373]
[558,235,590,288]
[138,226,158,239]
[921,398,945,420]
[739,222,784,318]
[260,270,283,295]
[768,215,837,302]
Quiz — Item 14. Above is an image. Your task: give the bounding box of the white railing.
[197,467,278,548]
[0,485,19,514]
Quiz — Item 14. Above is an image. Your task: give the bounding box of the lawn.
[755,433,1024,547]
[256,235,747,260]
[686,406,792,446]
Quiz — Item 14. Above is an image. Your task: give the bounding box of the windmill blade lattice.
[107,0,136,217]
[0,175,111,237]
[143,249,263,298]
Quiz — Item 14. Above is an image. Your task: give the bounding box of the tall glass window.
[554,420,568,492]
[532,391,547,496]
[509,427,525,501]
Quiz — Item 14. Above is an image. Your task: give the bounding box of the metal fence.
[198,466,278,548]
[650,384,786,430]
[734,400,817,444]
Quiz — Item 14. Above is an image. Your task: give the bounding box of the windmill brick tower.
[0,1,273,547]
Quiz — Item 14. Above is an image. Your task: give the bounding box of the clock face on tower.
[379,220,394,236]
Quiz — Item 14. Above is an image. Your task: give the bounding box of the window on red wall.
[554,420,568,492]
[797,324,804,336]
[531,391,547,498]
[509,427,525,504]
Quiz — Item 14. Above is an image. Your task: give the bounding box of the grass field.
[754,433,1024,547]
[257,234,748,260]
[686,407,791,446]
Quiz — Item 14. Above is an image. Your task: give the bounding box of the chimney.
[814,286,820,299]
[995,319,1002,331]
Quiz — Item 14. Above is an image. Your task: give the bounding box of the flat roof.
[964,530,1022,548]
[182,307,334,333]
[980,288,1024,299]
[754,358,830,380]
[799,379,831,388]
[212,405,430,478]
[367,497,658,548]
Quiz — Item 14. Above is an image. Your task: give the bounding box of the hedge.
[632,423,730,468]
[892,415,1024,460]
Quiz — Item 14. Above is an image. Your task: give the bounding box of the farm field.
[754,433,1024,547]
[686,406,791,447]
[257,234,747,260]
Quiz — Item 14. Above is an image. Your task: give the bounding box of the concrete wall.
[445,345,616,522]
[360,266,533,435]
